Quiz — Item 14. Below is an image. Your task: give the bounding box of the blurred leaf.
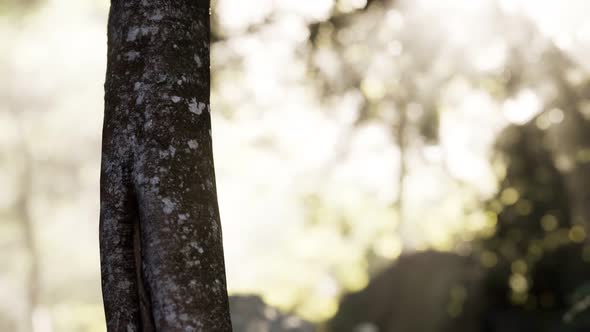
[564,282,590,327]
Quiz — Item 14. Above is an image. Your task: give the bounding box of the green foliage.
[565,283,590,327]
[0,0,39,16]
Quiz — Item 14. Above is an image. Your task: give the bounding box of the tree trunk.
[16,118,40,332]
[99,1,232,331]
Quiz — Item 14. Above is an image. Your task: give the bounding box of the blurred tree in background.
[3,0,590,331]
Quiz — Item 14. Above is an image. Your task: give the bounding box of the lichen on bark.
[99,1,232,331]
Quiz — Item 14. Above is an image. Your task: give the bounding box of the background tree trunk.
[99,1,232,331]
[16,116,40,332]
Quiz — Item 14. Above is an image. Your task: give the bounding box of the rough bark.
[99,1,232,331]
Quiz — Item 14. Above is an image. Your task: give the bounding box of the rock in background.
[230,295,316,332]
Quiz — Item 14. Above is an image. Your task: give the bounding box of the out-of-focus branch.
[14,112,41,332]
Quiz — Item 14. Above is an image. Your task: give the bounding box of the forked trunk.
[99,1,232,330]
